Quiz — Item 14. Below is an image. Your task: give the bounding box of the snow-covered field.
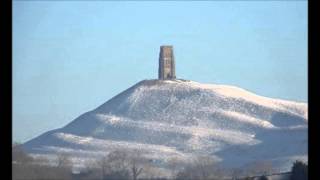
[23,79,308,173]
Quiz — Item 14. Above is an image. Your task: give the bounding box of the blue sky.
[13,1,307,143]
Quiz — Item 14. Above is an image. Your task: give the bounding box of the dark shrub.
[290,160,308,180]
[259,175,269,180]
[103,169,130,180]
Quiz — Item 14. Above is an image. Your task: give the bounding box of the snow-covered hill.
[22,79,308,172]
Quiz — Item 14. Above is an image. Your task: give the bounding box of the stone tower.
[158,45,176,80]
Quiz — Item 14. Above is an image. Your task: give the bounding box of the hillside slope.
[23,79,308,172]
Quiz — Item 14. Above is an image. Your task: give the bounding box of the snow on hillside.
[22,79,308,173]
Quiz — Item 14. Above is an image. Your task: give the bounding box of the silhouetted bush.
[290,160,308,180]
[259,175,269,180]
[241,177,254,180]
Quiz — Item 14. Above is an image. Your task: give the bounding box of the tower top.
[160,45,173,48]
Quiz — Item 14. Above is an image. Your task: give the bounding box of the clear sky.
[13,1,308,143]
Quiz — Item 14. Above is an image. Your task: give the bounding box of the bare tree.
[168,157,180,178]
[244,160,273,177]
[95,156,107,179]
[176,155,217,180]
[229,167,244,179]
[75,159,103,180]
[193,155,215,179]
[94,150,132,179]
[127,150,147,180]
[13,153,72,180]
[107,149,130,172]
[140,164,164,179]
[12,143,33,165]
[56,152,72,169]
[91,149,160,179]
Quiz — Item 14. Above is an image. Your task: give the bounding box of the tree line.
[12,143,307,180]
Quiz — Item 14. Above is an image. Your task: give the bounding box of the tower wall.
[158,46,176,80]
